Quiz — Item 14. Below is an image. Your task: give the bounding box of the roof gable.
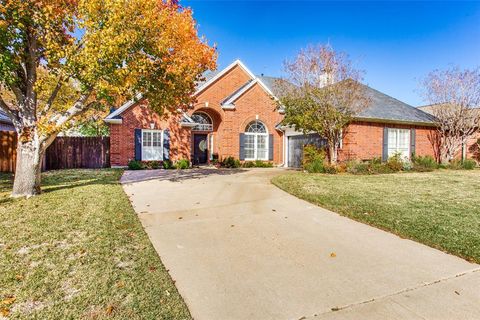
[195,60,255,96]
[105,60,287,122]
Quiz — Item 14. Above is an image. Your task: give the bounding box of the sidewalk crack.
[305,267,480,319]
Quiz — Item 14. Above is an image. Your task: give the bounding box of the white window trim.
[209,134,214,160]
[244,132,269,161]
[141,129,164,161]
[387,128,410,159]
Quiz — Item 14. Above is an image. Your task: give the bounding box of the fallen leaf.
[0,308,9,317]
[330,252,337,258]
[106,304,114,315]
[1,297,15,305]
[116,281,125,288]
[15,274,23,281]
[149,266,157,272]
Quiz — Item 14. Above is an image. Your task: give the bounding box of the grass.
[272,170,480,264]
[0,169,191,319]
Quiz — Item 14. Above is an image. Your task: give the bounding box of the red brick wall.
[465,132,480,160]
[339,121,438,161]
[110,101,191,166]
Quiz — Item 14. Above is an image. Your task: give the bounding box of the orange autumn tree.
[0,0,216,197]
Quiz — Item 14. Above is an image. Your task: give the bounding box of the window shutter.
[410,128,416,158]
[163,129,170,160]
[269,134,274,161]
[382,127,388,162]
[134,129,142,161]
[239,133,245,160]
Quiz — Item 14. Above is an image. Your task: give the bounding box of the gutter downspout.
[276,127,286,167]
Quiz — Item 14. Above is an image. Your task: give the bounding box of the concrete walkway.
[123,168,480,320]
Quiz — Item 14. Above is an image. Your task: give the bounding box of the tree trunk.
[12,135,44,198]
[328,143,338,165]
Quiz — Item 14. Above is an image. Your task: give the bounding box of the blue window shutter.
[382,127,388,162]
[410,128,416,158]
[134,129,142,161]
[163,129,170,160]
[268,134,274,161]
[239,133,245,160]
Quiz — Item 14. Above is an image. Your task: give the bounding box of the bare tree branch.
[422,67,480,163]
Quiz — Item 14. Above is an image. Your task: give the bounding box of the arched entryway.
[191,111,214,165]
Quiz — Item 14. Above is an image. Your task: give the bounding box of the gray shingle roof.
[256,76,282,97]
[356,84,436,124]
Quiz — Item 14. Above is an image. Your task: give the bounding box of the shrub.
[462,159,477,170]
[242,161,255,168]
[303,145,326,173]
[411,155,437,172]
[448,159,463,170]
[127,160,144,170]
[149,160,161,169]
[222,156,241,168]
[346,160,370,175]
[346,158,396,175]
[386,153,404,172]
[255,160,273,168]
[162,159,174,169]
[323,164,338,174]
[175,158,190,169]
[304,158,325,173]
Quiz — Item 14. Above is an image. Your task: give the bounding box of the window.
[191,112,213,131]
[142,130,163,160]
[245,120,268,160]
[388,128,410,159]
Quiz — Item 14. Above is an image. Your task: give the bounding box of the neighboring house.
[104,59,471,168]
[418,104,480,161]
[0,110,15,132]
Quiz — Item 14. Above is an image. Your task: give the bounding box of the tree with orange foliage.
[0,0,216,197]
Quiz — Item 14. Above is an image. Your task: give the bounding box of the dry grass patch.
[0,169,191,319]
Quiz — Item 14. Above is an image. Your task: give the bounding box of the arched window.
[191,112,213,131]
[244,120,268,160]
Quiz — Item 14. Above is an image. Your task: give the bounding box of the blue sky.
[183,1,480,106]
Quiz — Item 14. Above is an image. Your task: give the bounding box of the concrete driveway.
[123,168,480,320]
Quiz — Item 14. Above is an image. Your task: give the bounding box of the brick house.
[105,60,284,167]
[104,60,477,168]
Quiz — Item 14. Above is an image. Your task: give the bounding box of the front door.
[193,134,208,165]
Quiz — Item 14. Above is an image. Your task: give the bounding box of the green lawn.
[0,170,191,319]
[272,170,480,264]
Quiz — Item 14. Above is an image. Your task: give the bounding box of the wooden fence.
[0,131,17,172]
[0,132,110,172]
